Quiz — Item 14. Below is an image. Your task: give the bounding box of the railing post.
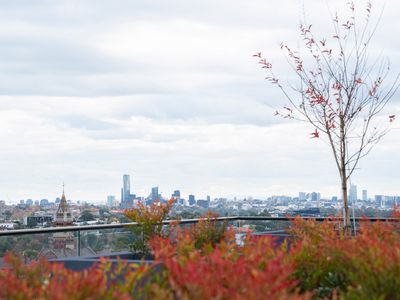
[77,230,81,256]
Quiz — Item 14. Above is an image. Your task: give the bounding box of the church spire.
[54,182,73,227]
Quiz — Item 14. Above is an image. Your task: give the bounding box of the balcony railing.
[0,216,397,262]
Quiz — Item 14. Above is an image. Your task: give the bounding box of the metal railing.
[1,216,397,237]
[0,216,398,260]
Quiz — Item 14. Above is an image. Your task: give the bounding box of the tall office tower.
[349,184,357,204]
[123,174,131,202]
[172,190,180,199]
[206,195,211,203]
[107,195,115,207]
[299,192,306,201]
[151,187,159,201]
[375,195,384,208]
[362,189,368,201]
[188,194,196,206]
[310,192,318,201]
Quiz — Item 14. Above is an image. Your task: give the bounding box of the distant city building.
[39,186,95,260]
[40,199,49,206]
[290,207,320,217]
[310,192,319,202]
[188,194,196,206]
[107,195,115,207]
[207,195,211,202]
[299,192,307,201]
[26,199,33,206]
[123,174,130,201]
[172,190,186,205]
[120,174,136,208]
[362,190,368,201]
[197,199,209,209]
[25,214,53,228]
[151,186,159,201]
[349,184,357,205]
[53,188,73,227]
[172,190,181,199]
[34,200,39,206]
[375,195,384,208]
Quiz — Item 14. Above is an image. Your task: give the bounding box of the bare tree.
[255,1,399,228]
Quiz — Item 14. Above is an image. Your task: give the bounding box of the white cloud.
[0,0,399,202]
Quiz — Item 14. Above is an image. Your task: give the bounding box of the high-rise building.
[107,195,115,207]
[188,194,195,206]
[40,199,49,206]
[172,190,180,199]
[197,199,209,208]
[362,189,368,201]
[310,192,318,201]
[151,187,159,201]
[120,175,136,208]
[299,192,307,201]
[349,184,357,204]
[375,195,384,208]
[123,174,131,202]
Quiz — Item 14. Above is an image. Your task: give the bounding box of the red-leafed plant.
[1,213,400,299]
[0,253,115,299]
[288,214,400,299]
[124,198,176,256]
[150,225,310,300]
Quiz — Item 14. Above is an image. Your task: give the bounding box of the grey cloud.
[0,0,399,201]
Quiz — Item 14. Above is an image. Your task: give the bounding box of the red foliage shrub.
[150,226,309,300]
[1,212,400,299]
[0,253,156,300]
[124,198,176,255]
[288,215,400,299]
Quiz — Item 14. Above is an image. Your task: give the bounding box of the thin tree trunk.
[340,116,351,229]
[341,175,350,229]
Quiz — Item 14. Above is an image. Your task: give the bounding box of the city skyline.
[0,1,399,201]
[4,175,398,205]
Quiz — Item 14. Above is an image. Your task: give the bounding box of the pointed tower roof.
[54,183,73,227]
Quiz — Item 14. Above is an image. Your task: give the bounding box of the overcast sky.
[0,0,399,203]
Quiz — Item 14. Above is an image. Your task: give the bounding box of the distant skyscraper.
[375,195,384,208]
[299,192,306,201]
[349,184,357,204]
[362,189,368,201]
[123,174,131,202]
[151,187,159,201]
[188,194,195,206]
[121,174,135,208]
[40,199,49,206]
[107,195,115,207]
[310,192,318,201]
[197,199,209,209]
[172,190,180,199]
